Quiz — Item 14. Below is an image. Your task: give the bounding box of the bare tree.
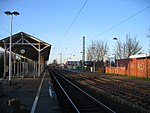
[114,39,124,59]
[53,59,58,65]
[115,34,142,59]
[146,27,150,38]
[126,34,142,57]
[87,41,108,61]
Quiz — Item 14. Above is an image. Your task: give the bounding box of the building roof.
[0,32,51,61]
[129,54,150,59]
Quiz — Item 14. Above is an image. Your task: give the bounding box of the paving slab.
[0,73,61,113]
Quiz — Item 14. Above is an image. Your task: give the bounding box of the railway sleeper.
[79,107,103,113]
[77,102,99,109]
[83,79,149,110]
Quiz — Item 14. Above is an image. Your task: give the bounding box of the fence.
[106,56,150,78]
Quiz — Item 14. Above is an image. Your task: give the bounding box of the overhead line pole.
[82,36,85,70]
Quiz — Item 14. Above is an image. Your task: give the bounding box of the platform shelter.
[0,32,51,78]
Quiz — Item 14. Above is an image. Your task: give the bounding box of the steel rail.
[54,69,116,113]
[49,69,80,113]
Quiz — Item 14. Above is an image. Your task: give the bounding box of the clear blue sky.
[0,0,150,63]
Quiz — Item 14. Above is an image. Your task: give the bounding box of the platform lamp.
[113,37,118,75]
[4,11,20,85]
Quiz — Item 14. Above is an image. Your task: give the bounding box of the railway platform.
[0,71,61,113]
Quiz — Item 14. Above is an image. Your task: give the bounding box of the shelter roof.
[0,32,51,61]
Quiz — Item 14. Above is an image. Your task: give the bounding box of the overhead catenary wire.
[0,12,36,39]
[51,0,88,62]
[53,3,150,63]
[60,0,88,42]
[0,26,9,32]
[94,5,150,39]
[0,18,11,38]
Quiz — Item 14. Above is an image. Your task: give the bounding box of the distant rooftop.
[129,53,150,58]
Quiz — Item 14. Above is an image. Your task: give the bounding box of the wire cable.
[51,0,88,62]
[61,0,88,42]
[94,5,150,38]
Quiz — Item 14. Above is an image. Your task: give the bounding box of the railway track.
[48,68,116,113]
[55,69,150,113]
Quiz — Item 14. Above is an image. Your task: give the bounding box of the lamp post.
[145,53,148,79]
[92,47,96,72]
[113,37,118,75]
[4,11,19,85]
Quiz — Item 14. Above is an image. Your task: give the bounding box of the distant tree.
[53,59,58,65]
[87,40,108,61]
[114,39,124,59]
[146,27,150,38]
[115,34,142,59]
[125,34,142,57]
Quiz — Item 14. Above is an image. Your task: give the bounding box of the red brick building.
[106,54,150,78]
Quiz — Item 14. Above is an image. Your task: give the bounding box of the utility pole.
[113,37,118,75]
[60,53,62,69]
[82,36,85,70]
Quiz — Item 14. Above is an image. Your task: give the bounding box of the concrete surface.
[0,71,61,113]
